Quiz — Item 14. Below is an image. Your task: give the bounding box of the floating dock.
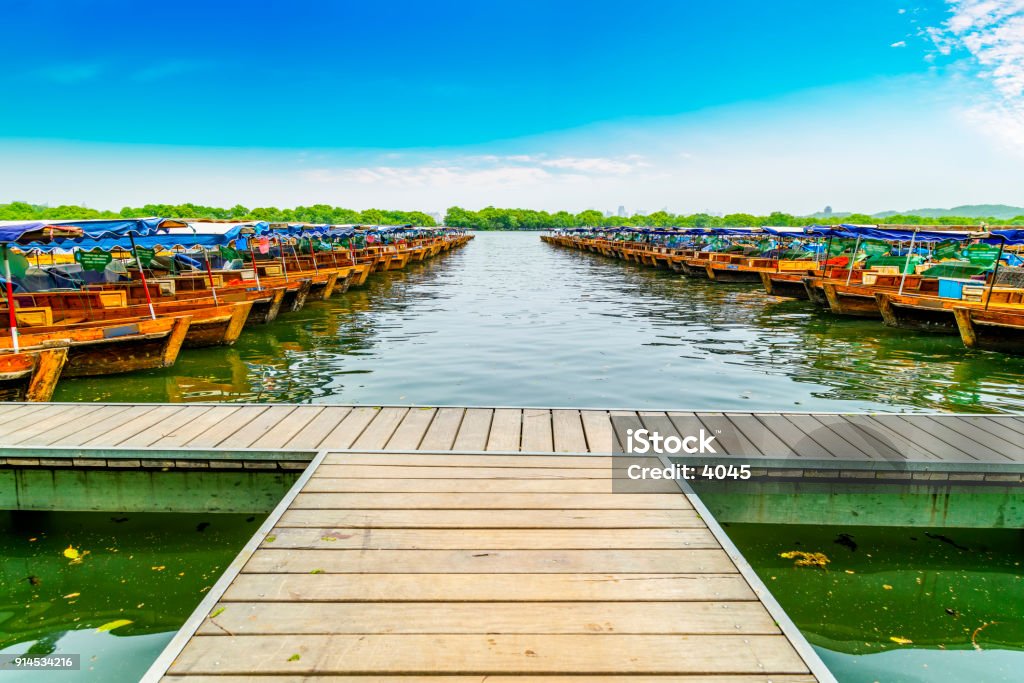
[3,403,1023,680]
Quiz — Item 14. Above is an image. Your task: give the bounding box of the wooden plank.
[284,406,351,449]
[695,413,758,456]
[249,405,325,449]
[183,405,272,448]
[115,405,214,448]
[385,407,436,450]
[165,675,817,683]
[48,405,159,447]
[419,407,465,450]
[277,509,704,529]
[552,409,587,453]
[168,634,807,675]
[910,415,1022,461]
[611,410,644,450]
[147,406,243,448]
[351,407,409,450]
[452,408,493,450]
[521,408,554,451]
[2,403,108,445]
[243,548,733,573]
[811,414,903,462]
[486,408,522,451]
[581,410,614,453]
[726,414,798,457]
[323,453,609,468]
[865,415,975,461]
[207,405,296,448]
[751,415,826,458]
[779,414,853,459]
[303,478,656,494]
[0,403,60,430]
[223,572,756,602]
[290,492,692,510]
[314,464,614,479]
[196,601,778,635]
[265,527,717,549]
[318,406,380,449]
[80,404,181,447]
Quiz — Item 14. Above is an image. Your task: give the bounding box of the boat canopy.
[985,229,1024,245]
[833,225,980,242]
[0,222,85,244]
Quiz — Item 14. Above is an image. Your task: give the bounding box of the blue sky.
[3,1,1023,214]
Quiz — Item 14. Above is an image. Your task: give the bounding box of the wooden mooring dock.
[4,403,1024,681]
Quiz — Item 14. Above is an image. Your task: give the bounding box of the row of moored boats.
[0,219,472,401]
[543,225,1024,355]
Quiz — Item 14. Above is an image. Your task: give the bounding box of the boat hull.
[877,293,958,334]
[955,307,1024,354]
[0,347,67,401]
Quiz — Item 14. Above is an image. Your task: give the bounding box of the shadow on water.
[52,232,1024,412]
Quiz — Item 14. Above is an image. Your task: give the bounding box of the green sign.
[134,246,156,267]
[74,250,113,272]
[934,240,962,260]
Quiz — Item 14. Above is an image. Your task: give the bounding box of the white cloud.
[891,40,907,47]
[929,1,1024,150]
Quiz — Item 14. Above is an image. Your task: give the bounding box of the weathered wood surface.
[163,451,816,680]
[2,404,1022,467]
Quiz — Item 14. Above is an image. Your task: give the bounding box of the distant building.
[824,205,833,217]
[604,210,613,217]
[617,205,627,217]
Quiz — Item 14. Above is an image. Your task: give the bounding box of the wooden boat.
[821,274,940,318]
[954,306,1024,354]
[0,315,191,377]
[0,347,67,401]
[705,257,776,283]
[761,271,811,299]
[3,300,253,348]
[879,288,1024,335]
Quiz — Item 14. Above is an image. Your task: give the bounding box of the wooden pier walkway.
[1,403,1023,470]
[154,450,821,681]
[4,402,1023,681]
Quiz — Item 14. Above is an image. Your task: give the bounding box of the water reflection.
[54,232,1024,412]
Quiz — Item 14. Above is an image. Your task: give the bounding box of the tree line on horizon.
[444,206,1024,229]
[3,201,1024,230]
[0,202,438,228]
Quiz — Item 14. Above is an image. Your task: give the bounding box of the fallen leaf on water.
[890,636,913,645]
[63,546,80,560]
[846,570,856,574]
[63,592,80,599]
[151,566,165,571]
[883,584,893,590]
[780,550,830,569]
[96,619,133,633]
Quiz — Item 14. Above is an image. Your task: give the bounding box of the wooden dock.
[153,450,823,681]
[1,403,1023,470]
[4,402,1024,681]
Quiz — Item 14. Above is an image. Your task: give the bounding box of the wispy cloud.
[891,40,907,47]
[298,153,649,189]
[928,1,1024,150]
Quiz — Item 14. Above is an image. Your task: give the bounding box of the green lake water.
[49,230,1024,412]
[0,510,263,682]
[721,522,1024,683]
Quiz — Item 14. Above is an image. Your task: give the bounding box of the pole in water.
[3,245,20,352]
[128,233,157,320]
[986,236,1006,311]
[846,235,862,285]
[898,230,918,295]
